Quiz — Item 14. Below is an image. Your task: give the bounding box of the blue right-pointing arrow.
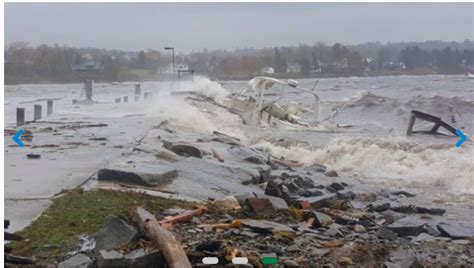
[12,128,25,148]
[455,129,467,148]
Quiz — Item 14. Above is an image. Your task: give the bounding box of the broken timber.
[134,207,192,268]
[407,110,458,136]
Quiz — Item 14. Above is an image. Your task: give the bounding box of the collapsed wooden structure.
[406,110,458,136]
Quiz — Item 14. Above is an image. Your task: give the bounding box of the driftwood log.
[134,207,192,268]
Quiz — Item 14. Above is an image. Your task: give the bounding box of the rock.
[162,141,202,158]
[324,170,338,177]
[354,224,366,233]
[212,196,241,212]
[283,259,299,267]
[354,192,377,202]
[97,161,178,187]
[299,189,324,197]
[124,249,165,267]
[366,202,391,212]
[325,224,344,237]
[93,216,138,251]
[175,157,268,198]
[437,222,474,239]
[298,194,337,209]
[413,233,435,243]
[392,191,416,198]
[336,191,356,200]
[376,227,398,241]
[230,147,268,164]
[241,219,295,235]
[380,210,405,224]
[97,250,126,268]
[26,153,41,159]
[452,239,470,245]
[338,256,353,265]
[329,182,344,191]
[384,262,402,268]
[304,164,327,173]
[265,180,292,203]
[153,148,180,162]
[292,177,315,188]
[58,254,93,268]
[387,216,432,237]
[196,240,222,253]
[305,211,334,228]
[246,197,272,213]
[389,250,418,268]
[234,192,256,206]
[391,205,446,216]
[255,194,289,209]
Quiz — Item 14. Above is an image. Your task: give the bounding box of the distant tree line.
[4,40,474,84]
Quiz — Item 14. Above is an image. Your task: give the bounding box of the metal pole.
[34,104,42,121]
[47,100,53,115]
[16,108,25,127]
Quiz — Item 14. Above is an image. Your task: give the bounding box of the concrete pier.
[34,104,42,121]
[16,108,25,127]
[47,100,53,115]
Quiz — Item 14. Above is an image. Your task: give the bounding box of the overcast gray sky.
[5,3,473,52]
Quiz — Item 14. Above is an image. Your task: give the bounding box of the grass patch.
[11,189,194,263]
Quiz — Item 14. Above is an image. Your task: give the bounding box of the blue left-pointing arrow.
[12,128,25,147]
[455,129,467,148]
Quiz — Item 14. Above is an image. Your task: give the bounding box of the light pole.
[164,47,175,84]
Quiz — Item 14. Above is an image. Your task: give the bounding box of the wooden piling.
[123,96,128,103]
[34,104,42,121]
[115,98,121,103]
[135,84,141,96]
[84,80,94,101]
[16,108,25,127]
[47,100,53,115]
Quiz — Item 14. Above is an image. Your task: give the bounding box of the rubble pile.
[59,150,474,267]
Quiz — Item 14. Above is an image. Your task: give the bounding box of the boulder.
[241,219,295,235]
[324,170,339,177]
[58,254,93,268]
[376,227,398,241]
[229,147,268,164]
[97,161,178,187]
[124,249,165,267]
[354,192,377,202]
[162,141,202,158]
[97,250,127,268]
[304,164,327,174]
[212,196,241,212]
[387,216,432,237]
[255,194,289,209]
[93,216,138,251]
[234,192,256,206]
[298,194,337,209]
[437,222,474,239]
[265,180,292,203]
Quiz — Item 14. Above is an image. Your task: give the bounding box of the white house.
[287,63,302,73]
[261,66,275,74]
